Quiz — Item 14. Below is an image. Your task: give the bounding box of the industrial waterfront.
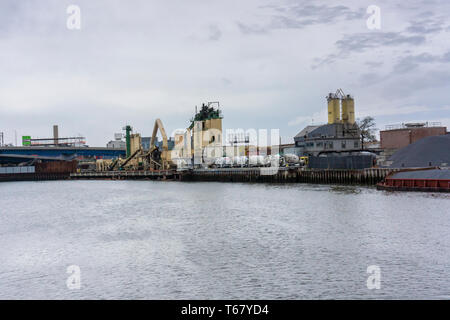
[1,180,449,299]
[2,94,449,192]
[2,0,450,309]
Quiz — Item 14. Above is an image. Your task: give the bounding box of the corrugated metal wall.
[35,161,77,173]
[0,161,77,174]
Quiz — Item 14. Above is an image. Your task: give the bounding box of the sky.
[1,0,449,146]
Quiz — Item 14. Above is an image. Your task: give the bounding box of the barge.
[377,168,450,192]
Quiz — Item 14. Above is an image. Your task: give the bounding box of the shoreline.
[2,167,395,185]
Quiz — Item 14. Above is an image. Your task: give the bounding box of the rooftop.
[384,122,444,131]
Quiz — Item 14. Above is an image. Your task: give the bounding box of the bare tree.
[356,116,377,149]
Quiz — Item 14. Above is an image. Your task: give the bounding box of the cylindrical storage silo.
[327,94,341,124]
[344,95,355,124]
[341,98,349,123]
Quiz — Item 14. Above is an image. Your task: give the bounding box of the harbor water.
[0,180,449,299]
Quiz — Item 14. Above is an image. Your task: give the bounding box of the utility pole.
[0,132,4,146]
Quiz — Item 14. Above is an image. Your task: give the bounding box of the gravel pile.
[388,134,450,168]
[391,169,450,179]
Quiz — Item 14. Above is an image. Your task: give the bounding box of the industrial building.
[380,122,447,150]
[281,90,380,169]
[289,90,361,157]
[106,133,126,149]
[172,102,223,167]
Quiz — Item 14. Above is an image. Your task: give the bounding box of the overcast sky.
[1,0,449,146]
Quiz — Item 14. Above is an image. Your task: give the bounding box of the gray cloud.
[406,21,443,34]
[336,32,426,52]
[365,61,384,68]
[313,32,426,68]
[236,22,269,35]
[358,72,385,87]
[208,25,222,41]
[384,70,450,99]
[272,3,365,25]
[393,51,450,73]
[405,12,445,35]
[237,3,364,34]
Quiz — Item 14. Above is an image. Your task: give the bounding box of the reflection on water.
[329,185,363,194]
[0,180,449,299]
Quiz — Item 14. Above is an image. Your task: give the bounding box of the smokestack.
[53,125,59,146]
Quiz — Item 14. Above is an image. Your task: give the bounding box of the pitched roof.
[294,125,321,138]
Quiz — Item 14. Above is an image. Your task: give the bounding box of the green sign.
[22,136,31,146]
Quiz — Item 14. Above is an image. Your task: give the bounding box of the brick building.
[380,123,447,149]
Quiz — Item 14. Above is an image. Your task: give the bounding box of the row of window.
[296,140,360,149]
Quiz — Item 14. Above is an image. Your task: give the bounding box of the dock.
[180,167,395,185]
[5,166,399,186]
[70,170,180,180]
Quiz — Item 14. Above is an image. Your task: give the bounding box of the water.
[0,180,449,299]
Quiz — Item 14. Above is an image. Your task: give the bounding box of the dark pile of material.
[388,134,450,168]
[391,169,450,179]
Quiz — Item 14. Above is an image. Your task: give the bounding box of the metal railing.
[385,122,443,130]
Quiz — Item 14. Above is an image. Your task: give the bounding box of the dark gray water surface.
[0,180,449,299]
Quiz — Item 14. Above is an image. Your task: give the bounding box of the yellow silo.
[342,95,355,124]
[327,94,341,124]
[341,98,349,123]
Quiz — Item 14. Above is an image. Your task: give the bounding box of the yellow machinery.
[148,118,171,170]
[97,118,173,172]
[300,156,309,166]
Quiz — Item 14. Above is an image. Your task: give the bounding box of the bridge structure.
[0,146,125,164]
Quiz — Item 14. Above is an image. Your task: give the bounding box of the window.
[354,141,359,148]
[316,142,323,147]
[341,141,346,149]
